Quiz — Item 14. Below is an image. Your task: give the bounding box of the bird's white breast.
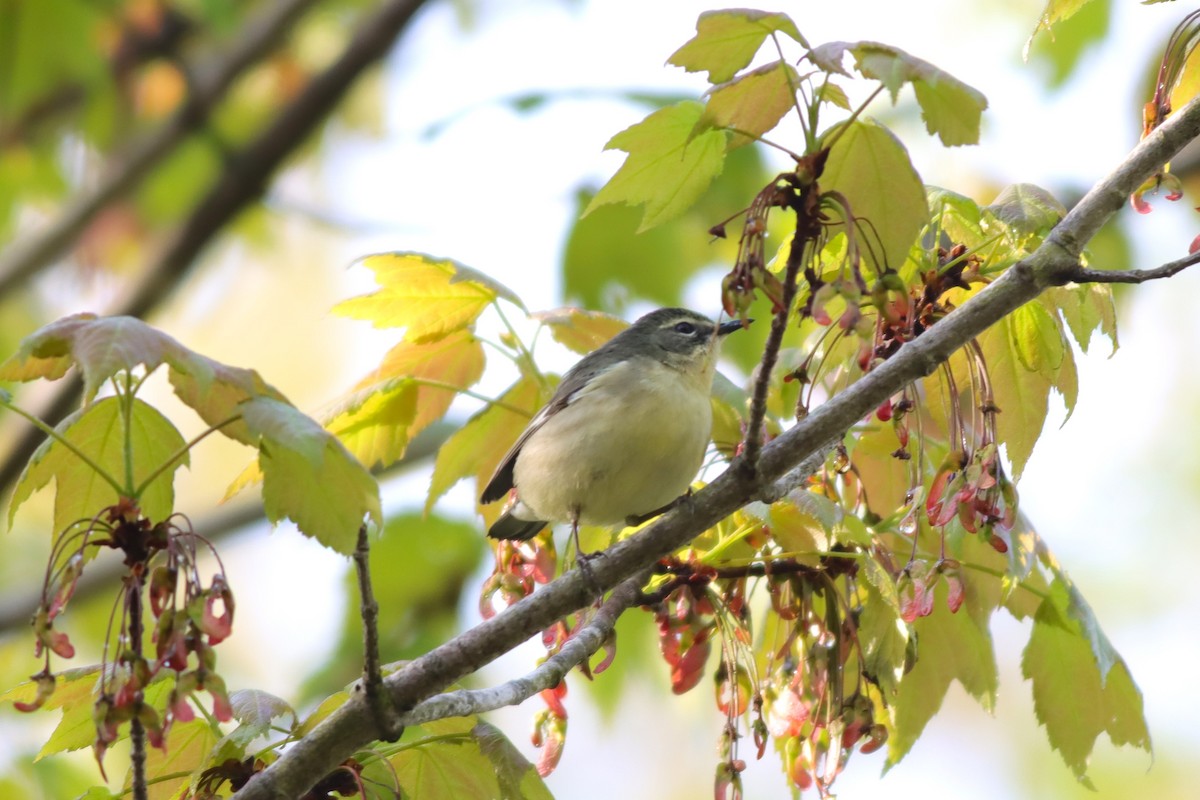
[513,356,714,526]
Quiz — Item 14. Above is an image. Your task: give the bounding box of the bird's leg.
[571,507,602,601]
[624,488,696,528]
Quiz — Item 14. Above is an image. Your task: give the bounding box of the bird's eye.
[673,321,697,335]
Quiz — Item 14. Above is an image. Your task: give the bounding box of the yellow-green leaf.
[972,320,1049,481]
[809,41,987,147]
[887,582,998,769]
[323,379,419,471]
[241,397,382,553]
[1008,300,1065,374]
[367,328,486,435]
[986,183,1066,239]
[820,119,929,275]
[8,397,187,532]
[1021,578,1150,785]
[668,9,806,84]
[531,308,627,355]
[585,102,727,232]
[140,718,217,800]
[698,60,800,147]
[0,314,203,403]
[426,376,546,526]
[1044,283,1118,355]
[168,355,287,447]
[333,253,521,342]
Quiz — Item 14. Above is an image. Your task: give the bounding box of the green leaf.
[333,253,522,342]
[0,313,295,451]
[8,397,187,533]
[167,354,287,447]
[427,377,546,526]
[0,314,200,402]
[986,183,1066,238]
[585,101,728,231]
[563,144,763,312]
[228,689,295,738]
[859,563,908,697]
[1,666,100,758]
[886,582,998,769]
[531,308,628,355]
[473,720,553,800]
[971,319,1050,481]
[1026,0,1104,60]
[327,328,486,469]
[1044,283,1118,355]
[1025,0,1111,87]
[139,717,217,800]
[322,379,418,472]
[809,41,987,146]
[1008,301,1065,374]
[698,60,800,147]
[241,397,382,554]
[1021,578,1151,784]
[668,9,806,84]
[391,719,502,799]
[820,119,929,274]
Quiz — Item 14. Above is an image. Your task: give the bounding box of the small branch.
[399,571,645,726]
[127,572,148,800]
[1053,249,1200,285]
[353,523,401,742]
[0,0,321,298]
[741,202,811,468]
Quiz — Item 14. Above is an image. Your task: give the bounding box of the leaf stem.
[405,377,531,417]
[492,301,550,393]
[820,84,885,153]
[0,398,126,497]
[133,414,243,498]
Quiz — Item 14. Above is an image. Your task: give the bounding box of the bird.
[480,307,750,545]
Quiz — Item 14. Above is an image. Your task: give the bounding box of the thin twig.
[1053,249,1200,285]
[128,571,148,800]
[353,523,401,742]
[399,571,646,726]
[741,207,811,469]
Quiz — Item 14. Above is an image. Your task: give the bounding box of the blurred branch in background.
[0,0,434,502]
[0,0,319,296]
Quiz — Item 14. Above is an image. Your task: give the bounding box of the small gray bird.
[481,307,749,542]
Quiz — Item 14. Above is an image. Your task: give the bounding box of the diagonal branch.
[233,96,1200,800]
[0,0,321,298]
[1053,249,1200,285]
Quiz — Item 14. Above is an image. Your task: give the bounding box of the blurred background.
[1,0,1198,797]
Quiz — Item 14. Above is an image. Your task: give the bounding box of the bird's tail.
[487,510,547,541]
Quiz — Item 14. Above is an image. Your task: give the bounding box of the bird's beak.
[717,318,752,336]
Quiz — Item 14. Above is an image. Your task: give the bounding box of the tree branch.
[398,570,645,727]
[235,95,1200,800]
[1053,248,1200,285]
[0,0,321,298]
[353,523,401,742]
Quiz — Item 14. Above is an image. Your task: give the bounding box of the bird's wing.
[479,358,608,504]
